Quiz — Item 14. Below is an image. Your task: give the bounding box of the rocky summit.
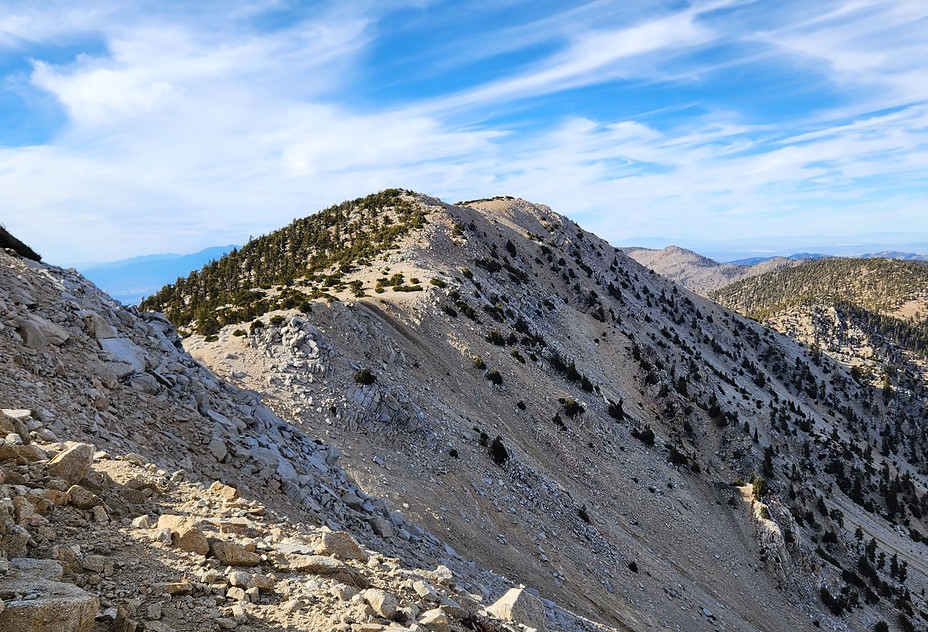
[4,189,928,632]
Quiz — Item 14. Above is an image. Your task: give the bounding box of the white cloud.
[0,0,926,265]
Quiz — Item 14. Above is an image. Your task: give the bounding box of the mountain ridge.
[143,190,928,631]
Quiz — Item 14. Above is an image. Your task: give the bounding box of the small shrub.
[449,448,458,458]
[430,277,447,288]
[232,329,246,337]
[752,477,768,501]
[489,436,508,466]
[269,315,285,326]
[472,355,486,369]
[485,369,503,385]
[668,445,689,467]
[561,398,584,417]
[607,399,624,421]
[631,425,655,446]
[486,329,506,345]
[354,369,376,385]
[204,334,219,343]
[627,561,638,573]
[578,506,591,523]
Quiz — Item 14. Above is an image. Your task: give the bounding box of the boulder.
[419,608,451,632]
[207,437,228,462]
[486,588,547,631]
[314,530,367,561]
[18,319,47,350]
[47,443,95,484]
[0,561,98,631]
[0,442,47,463]
[157,515,209,555]
[66,485,101,510]
[209,539,261,567]
[362,588,398,619]
[28,315,70,346]
[369,516,394,539]
[98,337,146,376]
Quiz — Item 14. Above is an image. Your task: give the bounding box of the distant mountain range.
[78,244,237,305]
[728,251,928,265]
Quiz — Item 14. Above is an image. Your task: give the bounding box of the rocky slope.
[147,191,928,632]
[622,246,801,294]
[0,243,607,631]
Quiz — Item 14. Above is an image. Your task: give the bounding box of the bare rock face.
[0,558,99,632]
[486,588,547,631]
[46,443,95,484]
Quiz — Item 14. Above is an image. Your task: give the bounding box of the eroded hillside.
[0,243,608,632]
[148,191,928,632]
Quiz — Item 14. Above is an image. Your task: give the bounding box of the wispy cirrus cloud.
[0,0,926,264]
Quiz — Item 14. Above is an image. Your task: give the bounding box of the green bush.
[269,315,285,326]
[250,319,264,333]
[232,329,246,337]
[354,369,376,385]
[752,476,768,501]
[472,355,486,369]
[485,369,503,385]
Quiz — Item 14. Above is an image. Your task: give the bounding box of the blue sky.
[1,0,927,264]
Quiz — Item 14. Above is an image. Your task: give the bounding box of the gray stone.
[208,437,228,462]
[99,337,146,376]
[18,319,47,350]
[370,516,394,539]
[486,588,547,631]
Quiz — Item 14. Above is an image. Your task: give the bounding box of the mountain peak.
[138,189,928,630]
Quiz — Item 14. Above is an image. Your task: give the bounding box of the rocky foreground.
[0,247,604,631]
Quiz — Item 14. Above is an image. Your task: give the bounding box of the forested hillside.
[141,189,425,333]
[712,258,928,321]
